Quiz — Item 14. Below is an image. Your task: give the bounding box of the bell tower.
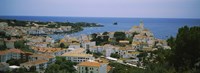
[139,20,144,29]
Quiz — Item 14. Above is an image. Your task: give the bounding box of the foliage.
[86,49,92,54]
[168,26,200,71]
[166,36,176,49]
[132,32,139,37]
[59,43,65,48]
[91,33,97,40]
[6,59,21,66]
[6,58,26,66]
[109,62,145,73]
[91,34,109,46]
[93,52,103,58]
[0,31,6,38]
[14,40,32,52]
[103,32,109,35]
[114,32,126,42]
[45,57,77,73]
[110,53,120,59]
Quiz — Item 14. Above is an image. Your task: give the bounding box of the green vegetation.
[102,32,109,35]
[114,32,126,42]
[109,62,144,73]
[0,31,6,38]
[110,53,120,59]
[86,49,103,58]
[91,33,109,45]
[0,19,103,34]
[92,52,103,58]
[45,56,77,73]
[168,26,200,72]
[14,40,33,52]
[59,43,65,48]
[6,59,21,66]
[110,26,200,73]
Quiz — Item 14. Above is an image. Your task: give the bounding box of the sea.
[0,16,200,40]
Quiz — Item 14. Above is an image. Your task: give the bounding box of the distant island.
[0,19,104,35]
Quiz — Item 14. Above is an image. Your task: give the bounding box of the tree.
[45,64,60,73]
[6,59,20,66]
[132,32,139,37]
[93,52,103,58]
[114,32,126,42]
[103,32,109,35]
[86,49,92,54]
[91,33,97,41]
[60,43,65,48]
[168,26,200,71]
[45,57,77,73]
[110,53,120,59]
[166,36,175,49]
[29,66,36,72]
[14,40,25,49]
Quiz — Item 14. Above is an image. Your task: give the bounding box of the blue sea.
[0,16,200,40]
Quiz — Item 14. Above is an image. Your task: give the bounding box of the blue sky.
[0,0,200,18]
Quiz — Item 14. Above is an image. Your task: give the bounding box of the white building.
[77,61,109,73]
[29,54,56,64]
[20,59,48,72]
[61,48,94,63]
[0,49,24,62]
[61,53,94,63]
[69,43,80,49]
[31,47,68,56]
[82,41,96,50]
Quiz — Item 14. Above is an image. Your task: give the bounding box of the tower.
[139,20,144,29]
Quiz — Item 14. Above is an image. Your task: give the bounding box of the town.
[0,20,172,73]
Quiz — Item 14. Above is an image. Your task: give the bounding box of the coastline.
[0,16,200,40]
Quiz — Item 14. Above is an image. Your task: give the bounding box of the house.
[117,46,136,58]
[20,59,48,72]
[61,53,94,63]
[89,44,119,57]
[0,49,24,62]
[31,47,68,56]
[32,42,49,48]
[102,44,119,57]
[61,48,93,63]
[89,46,103,53]
[77,60,110,73]
[29,54,56,64]
[82,41,96,50]
[69,43,80,49]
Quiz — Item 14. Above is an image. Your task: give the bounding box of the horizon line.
[0,15,200,19]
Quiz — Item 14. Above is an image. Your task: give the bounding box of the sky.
[0,0,200,18]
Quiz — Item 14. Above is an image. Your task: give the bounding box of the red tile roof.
[0,49,24,55]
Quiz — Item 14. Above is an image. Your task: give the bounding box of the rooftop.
[78,61,101,67]
[30,54,54,59]
[61,53,92,57]
[21,59,48,66]
[0,49,24,55]
[31,47,64,53]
